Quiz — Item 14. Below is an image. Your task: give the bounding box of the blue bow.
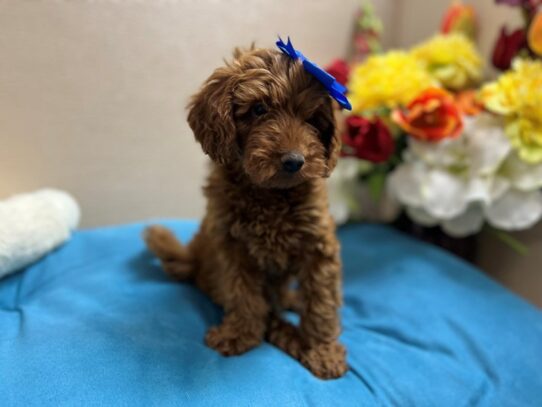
[276,36,352,110]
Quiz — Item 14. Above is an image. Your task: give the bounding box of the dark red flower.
[496,0,541,8]
[492,26,527,70]
[342,116,395,163]
[325,59,350,87]
[495,0,526,6]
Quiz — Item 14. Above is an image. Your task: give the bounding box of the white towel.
[0,189,80,278]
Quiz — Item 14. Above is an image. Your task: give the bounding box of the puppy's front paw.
[300,342,348,379]
[205,325,262,356]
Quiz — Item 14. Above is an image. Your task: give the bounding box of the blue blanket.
[1,221,541,406]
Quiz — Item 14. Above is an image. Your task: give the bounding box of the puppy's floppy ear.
[187,66,237,164]
[321,99,342,176]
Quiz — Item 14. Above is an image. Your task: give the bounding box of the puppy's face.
[187,47,340,189]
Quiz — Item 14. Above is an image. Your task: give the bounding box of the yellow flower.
[411,33,483,91]
[506,118,542,164]
[481,59,542,116]
[348,51,435,112]
[480,76,519,116]
[480,59,542,164]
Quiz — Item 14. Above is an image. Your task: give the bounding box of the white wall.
[0,0,394,227]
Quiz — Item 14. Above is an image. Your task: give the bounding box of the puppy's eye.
[307,113,334,147]
[251,103,268,117]
[306,115,322,133]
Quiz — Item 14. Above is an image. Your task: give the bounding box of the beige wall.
[1,0,540,304]
[0,0,394,227]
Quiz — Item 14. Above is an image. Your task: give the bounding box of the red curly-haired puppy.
[144,45,347,379]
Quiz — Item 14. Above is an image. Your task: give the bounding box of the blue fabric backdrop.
[1,221,541,406]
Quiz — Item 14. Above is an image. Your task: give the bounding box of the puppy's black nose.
[281,152,305,173]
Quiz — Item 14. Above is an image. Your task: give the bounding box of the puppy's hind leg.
[143,225,195,281]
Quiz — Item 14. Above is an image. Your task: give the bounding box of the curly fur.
[145,46,347,379]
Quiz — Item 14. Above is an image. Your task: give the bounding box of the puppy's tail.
[143,225,195,281]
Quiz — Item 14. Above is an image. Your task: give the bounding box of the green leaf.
[357,160,374,175]
[491,229,529,256]
[367,171,386,202]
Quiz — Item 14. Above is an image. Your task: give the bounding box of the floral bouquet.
[328,0,542,255]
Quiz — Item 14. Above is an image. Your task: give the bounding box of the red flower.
[492,26,527,70]
[496,0,527,6]
[455,90,483,116]
[391,88,463,142]
[496,0,542,10]
[342,116,395,163]
[325,59,350,87]
[440,1,477,39]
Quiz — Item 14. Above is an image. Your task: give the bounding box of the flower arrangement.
[328,0,542,254]
[492,0,542,70]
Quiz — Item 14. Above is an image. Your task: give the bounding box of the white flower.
[327,158,400,224]
[501,153,542,191]
[486,189,542,231]
[391,164,469,219]
[389,113,542,236]
[327,158,365,224]
[442,205,485,237]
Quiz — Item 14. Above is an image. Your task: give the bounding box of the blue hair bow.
[276,36,351,110]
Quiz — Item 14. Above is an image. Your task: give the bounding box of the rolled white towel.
[0,189,80,278]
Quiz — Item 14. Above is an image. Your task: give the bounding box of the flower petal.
[501,153,542,191]
[328,180,358,224]
[335,157,364,179]
[327,158,365,224]
[390,165,468,220]
[328,198,350,225]
[465,175,510,205]
[408,137,464,167]
[388,163,425,207]
[420,170,468,219]
[465,114,511,175]
[406,206,439,226]
[528,12,542,56]
[486,189,542,230]
[442,204,485,237]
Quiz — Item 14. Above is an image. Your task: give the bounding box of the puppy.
[145,46,347,379]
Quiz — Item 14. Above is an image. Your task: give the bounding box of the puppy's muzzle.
[281,152,305,173]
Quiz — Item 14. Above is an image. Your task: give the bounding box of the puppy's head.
[187,47,341,189]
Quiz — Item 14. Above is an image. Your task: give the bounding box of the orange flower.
[528,12,542,56]
[392,88,463,142]
[441,1,477,40]
[455,90,484,116]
